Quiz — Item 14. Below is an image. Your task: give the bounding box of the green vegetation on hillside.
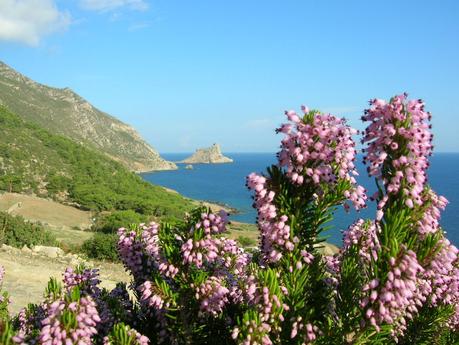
[0,106,194,221]
[0,61,175,171]
[0,211,56,248]
[91,210,150,234]
[82,232,119,261]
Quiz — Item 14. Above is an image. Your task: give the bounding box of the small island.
[179,144,233,164]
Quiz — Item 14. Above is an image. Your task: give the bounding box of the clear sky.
[1,0,458,153]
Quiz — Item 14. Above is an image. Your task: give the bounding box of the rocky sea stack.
[180,144,233,164]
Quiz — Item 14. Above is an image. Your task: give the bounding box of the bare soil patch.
[0,192,93,230]
[0,245,129,315]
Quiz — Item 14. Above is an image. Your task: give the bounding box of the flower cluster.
[0,265,9,310]
[424,238,459,328]
[290,318,320,343]
[342,219,381,264]
[181,236,248,272]
[247,173,293,263]
[12,305,46,344]
[141,223,179,278]
[231,317,272,345]
[278,107,367,210]
[139,281,167,310]
[194,276,229,316]
[192,210,229,235]
[417,189,449,237]
[181,214,250,312]
[39,295,100,345]
[63,266,101,297]
[234,283,289,345]
[118,222,178,282]
[117,227,146,281]
[181,211,248,274]
[360,249,428,337]
[0,265,4,284]
[362,94,433,211]
[103,323,149,345]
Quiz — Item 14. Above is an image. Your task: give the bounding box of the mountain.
[0,105,193,221]
[180,144,233,164]
[0,61,176,172]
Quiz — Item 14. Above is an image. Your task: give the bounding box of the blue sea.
[141,153,459,246]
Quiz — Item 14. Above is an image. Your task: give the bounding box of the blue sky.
[1,0,458,153]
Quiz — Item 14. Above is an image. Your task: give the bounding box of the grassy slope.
[0,105,193,221]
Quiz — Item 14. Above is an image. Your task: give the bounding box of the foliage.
[92,211,150,234]
[1,95,459,344]
[236,236,257,247]
[82,233,120,261]
[0,212,56,248]
[0,106,194,222]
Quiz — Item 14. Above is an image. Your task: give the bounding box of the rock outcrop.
[0,61,176,172]
[180,144,233,164]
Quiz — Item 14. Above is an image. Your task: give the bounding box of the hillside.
[0,61,175,172]
[180,143,233,164]
[0,105,193,221]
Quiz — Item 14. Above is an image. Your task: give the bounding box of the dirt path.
[0,245,130,315]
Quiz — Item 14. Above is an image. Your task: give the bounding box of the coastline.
[160,186,239,215]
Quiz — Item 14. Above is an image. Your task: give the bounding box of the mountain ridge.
[0,61,176,172]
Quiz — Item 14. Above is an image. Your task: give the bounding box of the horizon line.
[159,151,459,154]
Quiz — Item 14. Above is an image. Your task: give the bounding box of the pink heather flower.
[247,173,291,263]
[232,279,288,344]
[342,219,381,264]
[39,296,100,345]
[290,318,320,343]
[361,248,428,337]
[232,321,273,345]
[285,110,301,123]
[424,238,459,328]
[362,94,433,215]
[118,223,179,282]
[0,265,4,284]
[63,266,101,297]
[277,107,367,210]
[193,210,229,235]
[417,189,448,237]
[181,210,248,274]
[195,276,230,316]
[139,281,166,310]
[181,236,248,273]
[103,325,149,345]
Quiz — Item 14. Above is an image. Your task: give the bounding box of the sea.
[141,153,459,247]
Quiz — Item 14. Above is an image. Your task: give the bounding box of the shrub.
[237,235,257,247]
[0,212,56,248]
[2,95,458,344]
[81,233,119,261]
[92,210,149,234]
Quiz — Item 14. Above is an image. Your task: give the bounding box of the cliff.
[180,144,233,164]
[0,61,176,172]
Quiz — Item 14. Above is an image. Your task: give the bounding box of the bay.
[142,153,459,246]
